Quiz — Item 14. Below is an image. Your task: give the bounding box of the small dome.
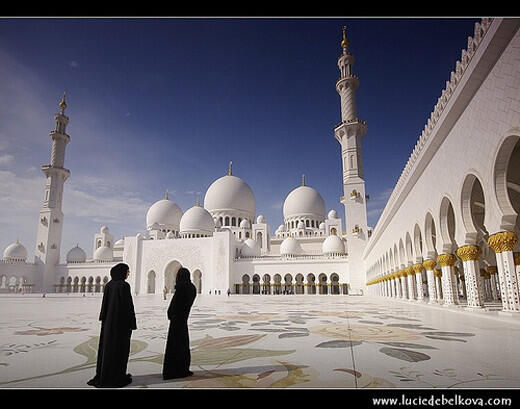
[93,246,113,261]
[180,205,215,235]
[100,226,109,234]
[322,234,345,255]
[166,231,175,239]
[66,245,87,263]
[328,209,338,219]
[319,222,326,230]
[136,233,145,240]
[241,238,260,257]
[214,218,222,228]
[204,174,256,217]
[3,240,27,261]
[256,215,265,224]
[146,198,183,231]
[239,218,250,229]
[283,185,325,220]
[114,238,125,248]
[297,220,306,229]
[280,237,303,256]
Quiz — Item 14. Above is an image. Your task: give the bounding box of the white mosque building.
[0,26,371,296]
[2,18,519,314]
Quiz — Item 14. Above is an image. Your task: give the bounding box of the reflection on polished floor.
[1,293,520,388]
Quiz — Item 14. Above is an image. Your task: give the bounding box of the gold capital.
[437,253,456,267]
[413,263,424,274]
[488,231,518,253]
[422,259,436,271]
[405,266,414,276]
[434,268,442,277]
[456,245,481,261]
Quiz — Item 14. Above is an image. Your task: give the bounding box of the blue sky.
[0,17,480,261]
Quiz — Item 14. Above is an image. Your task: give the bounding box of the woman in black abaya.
[162,267,197,379]
[88,263,137,388]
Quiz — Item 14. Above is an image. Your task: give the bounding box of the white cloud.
[0,154,14,166]
[366,187,394,225]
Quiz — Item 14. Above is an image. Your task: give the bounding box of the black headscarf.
[110,263,129,281]
[175,268,191,286]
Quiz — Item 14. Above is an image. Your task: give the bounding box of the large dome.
[241,238,261,257]
[204,175,256,216]
[322,234,345,255]
[66,245,87,263]
[146,198,183,231]
[180,205,215,235]
[93,246,113,261]
[283,185,326,220]
[280,237,303,256]
[3,240,27,261]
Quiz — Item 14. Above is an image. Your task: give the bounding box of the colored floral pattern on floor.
[1,294,520,388]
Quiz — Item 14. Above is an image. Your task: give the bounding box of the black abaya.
[162,280,197,379]
[89,273,137,388]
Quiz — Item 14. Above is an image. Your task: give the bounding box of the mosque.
[2,18,519,313]
[0,27,371,296]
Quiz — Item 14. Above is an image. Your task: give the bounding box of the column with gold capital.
[391,273,397,298]
[405,266,416,300]
[437,254,459,305]
[487,266,499,301]
[514,253,520,300]
[456,245,485,308]
[434,269,443,301]
[395,271,402,298]
[399,270,408,300]
[413,263,425,302]
[423,259,437,303]
[488,232,519,312]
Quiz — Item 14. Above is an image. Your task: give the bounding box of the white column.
[456,245,485,308]
[488,232,520,312]
[413,264,425,302]
[437,254,459,306]
[423,260,437,304]
[434,270,443,302]
[488,266,499,301]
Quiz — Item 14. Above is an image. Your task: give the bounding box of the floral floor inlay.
[1,294,520,388]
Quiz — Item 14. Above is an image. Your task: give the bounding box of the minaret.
[333,27,369,294]
[35,93,71,292]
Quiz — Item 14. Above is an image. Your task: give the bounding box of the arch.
[318,273,328,294]
[284,274,293,294]
[164,260,182,294]
[147,270,156,294]
[257,231,263,249]
[493,134,520,231]
[95,276,101,293]
[439,196,457,253]
[273,274,282,295]
[262,274,271,294]
[295,273,304,294]
[413,223,423,262]
[252,274,261,294]
[461,173,488,245]
[87,276,94,292]
[307,273,316,294]
[405,232,413,265]
[393,244,399,270]
[424,212,437,258]
[242,274,250,294]
[80,276,87,293]
[398,239,406,268]
[193,269,202,294]
[331,273,340,294]
[73,276,79,292]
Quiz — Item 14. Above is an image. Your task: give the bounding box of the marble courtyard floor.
[1,293,520,389]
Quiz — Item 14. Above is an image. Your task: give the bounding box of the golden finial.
[341,26,349,49]
[59,92,67,113]
[165,189,169,200]
[228,161,233,176]
[196,196,200,207]
[301,174,306,186]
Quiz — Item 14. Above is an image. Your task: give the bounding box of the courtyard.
[1,293,520,389]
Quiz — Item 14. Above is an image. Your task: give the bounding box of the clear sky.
[0,17,480,262]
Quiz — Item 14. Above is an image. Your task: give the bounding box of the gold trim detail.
[487,231,518,253]
[456,245,481,261]
[422,259,436,271]
[412,263,424,274]
[437,254,456,267]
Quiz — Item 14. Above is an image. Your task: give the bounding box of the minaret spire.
[228,161,233,176]
[35,94,72,292]
[333,27,369,294]
[301,174,306,186]
[165,189,169,200]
